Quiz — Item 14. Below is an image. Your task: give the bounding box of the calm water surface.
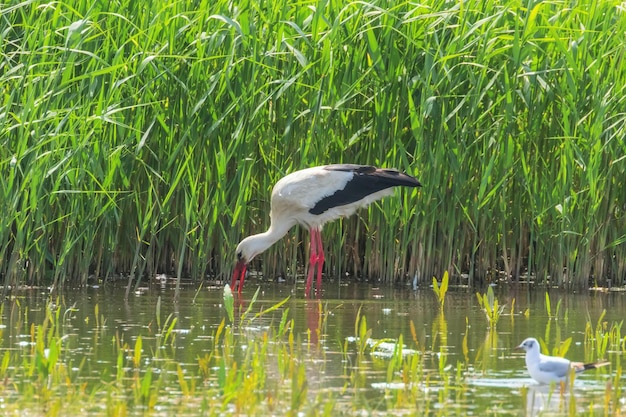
[2,280,625,416]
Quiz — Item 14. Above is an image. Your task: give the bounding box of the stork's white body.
[271,166,398,228]
[231,164,421,296]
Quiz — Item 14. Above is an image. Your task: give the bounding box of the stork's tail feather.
[573,360,610,373]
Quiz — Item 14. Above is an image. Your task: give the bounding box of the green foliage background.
[2,0,625,288]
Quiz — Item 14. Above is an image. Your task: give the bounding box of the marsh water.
[2,280,625,416]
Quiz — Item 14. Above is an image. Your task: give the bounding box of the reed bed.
[2,0,626,288]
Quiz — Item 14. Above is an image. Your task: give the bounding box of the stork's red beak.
[231,259,247,293]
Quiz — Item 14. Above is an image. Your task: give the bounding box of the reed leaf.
[1,0,625,289]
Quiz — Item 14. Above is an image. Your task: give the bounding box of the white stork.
[231,164,421,296]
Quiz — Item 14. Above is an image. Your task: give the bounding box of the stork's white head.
[231,234,274,293]
[234,235,266,264]
[231,221,293,293]
[516,337,540,354]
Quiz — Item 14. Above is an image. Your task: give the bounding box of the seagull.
[231,164,421,296]
[516,337,610,384]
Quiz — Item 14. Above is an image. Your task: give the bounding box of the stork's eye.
[237,251,243,260]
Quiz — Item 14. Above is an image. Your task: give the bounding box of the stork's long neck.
[259,221,293,248]
[245,215,296,259]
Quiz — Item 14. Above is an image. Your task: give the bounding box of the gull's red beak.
[231,259,248,293]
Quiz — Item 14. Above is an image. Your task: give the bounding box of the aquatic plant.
[224,284,235,323]
[432,271,449,309]
[584,310,624,360]
[538,337,573,359]
[545,292,564,319]
[475,286,506,328]
[0,290,624,415]
[354,307,373,359]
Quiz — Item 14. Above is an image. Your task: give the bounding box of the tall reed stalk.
[1,0,625,288]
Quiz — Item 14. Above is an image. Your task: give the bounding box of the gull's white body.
[517,337,609,384]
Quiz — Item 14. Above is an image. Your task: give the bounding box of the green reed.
[476,286,506,328]
[432,270,449,309]
[1,0,626,291]
[584,309,624,361]
[545,291,565,319]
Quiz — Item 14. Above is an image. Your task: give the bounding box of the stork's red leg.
[304,228,318,297]
[315,229,324,293]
